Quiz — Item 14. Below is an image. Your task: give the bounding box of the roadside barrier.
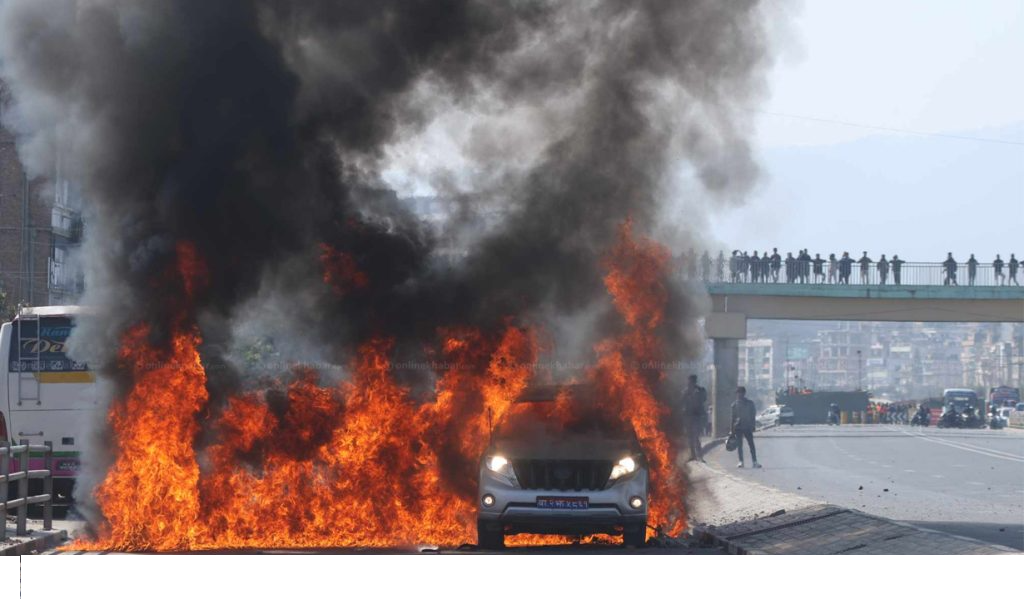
[1,442,54,540]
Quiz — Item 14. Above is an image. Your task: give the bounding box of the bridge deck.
[704,283,1024,322]
[706,283,1024,300]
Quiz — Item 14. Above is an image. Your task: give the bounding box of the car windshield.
[494,383,639,443]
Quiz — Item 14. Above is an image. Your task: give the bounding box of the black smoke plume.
[0,0,779,519]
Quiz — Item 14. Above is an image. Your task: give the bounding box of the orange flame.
[596,219,686,536]
[76,221,687,550]
[319,243,369,295]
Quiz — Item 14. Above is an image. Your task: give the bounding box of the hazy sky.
[710,0,1024,259]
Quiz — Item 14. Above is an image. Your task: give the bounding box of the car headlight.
[485,454,517,482]
[609,456,637,481]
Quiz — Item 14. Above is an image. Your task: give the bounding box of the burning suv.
[476,386,649,549]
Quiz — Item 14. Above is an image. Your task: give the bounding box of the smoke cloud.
[0,0,780,524]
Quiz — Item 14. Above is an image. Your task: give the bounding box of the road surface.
[708,424,1024,550]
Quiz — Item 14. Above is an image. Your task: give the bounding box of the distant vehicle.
[937,389,985,429]
[477,385,649,549]
[989,408,1009,430]
[0,306,97,508]
[989,386,1021,410]
[756,405,793,429]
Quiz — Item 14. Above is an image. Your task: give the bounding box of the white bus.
[1,305,99,506]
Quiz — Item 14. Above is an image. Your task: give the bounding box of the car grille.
[511,459,614,491]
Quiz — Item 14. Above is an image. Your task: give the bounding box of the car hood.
[489,434,640,461]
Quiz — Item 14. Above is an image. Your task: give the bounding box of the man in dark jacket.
[994,254,1005,285]
[891,254,904,285]
[839,252,854,284]
[1010,254,1020,286]
[770,248,781,282]
[812,253,826,283]
[943,253,958,286]
[784,252,796,283]
[731,386,761,468]
[683,375,708,462]
[967,254,979,286]
[858,251,872,284]
[877,254,889,285]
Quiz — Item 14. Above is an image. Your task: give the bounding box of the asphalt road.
[708,424,1024,551]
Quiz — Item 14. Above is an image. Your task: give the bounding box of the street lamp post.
[857,349,863,391]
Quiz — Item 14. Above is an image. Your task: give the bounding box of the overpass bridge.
[701,280,1024,437]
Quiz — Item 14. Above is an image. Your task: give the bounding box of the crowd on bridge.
[680,249,1021,287]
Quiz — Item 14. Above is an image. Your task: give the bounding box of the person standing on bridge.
[828,253,838,284]
[839,252,854,284]
[943,253,958,286]
[750,250,761,283]
[813,253,826,283]
[858,251,873,284]
[967,254,979,286]
[701,250,712,282]
[770,248,781,282]
[799,250,812,284]
[784,252,796,284]
[1009,254,1019,286]
[683,375,708,462]
[891,254,904,285]
[878,254,889,285]
[993,254,1005,285]
[731,386,761,469]
[716,250,725,282]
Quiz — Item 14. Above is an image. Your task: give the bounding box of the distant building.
[815,322,869,390]
[738,338,774,403]
[0,83,83,314]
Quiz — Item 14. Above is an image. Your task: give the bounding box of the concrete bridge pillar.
[711,338,739,438]
[705,312,747,438]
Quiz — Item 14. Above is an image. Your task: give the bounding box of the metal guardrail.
[691,260,1022,287]
[1,442,54,540]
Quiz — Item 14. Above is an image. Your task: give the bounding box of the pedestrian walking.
[770,248,781,283]
[701,250,712,282]
[858,251,872,284]
[828,253,837,284]
[943,253,958,286]
[967,254,978,286]
[731,386,760,468]
[994,254,1005,285]
[877,254,889,285]
[1010,254,1020,286]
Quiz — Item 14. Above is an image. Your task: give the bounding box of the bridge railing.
[1,442,54,540]
[695,261,1021,287]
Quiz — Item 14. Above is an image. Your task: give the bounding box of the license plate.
[536,496,589,510]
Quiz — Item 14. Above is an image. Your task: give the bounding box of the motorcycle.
[989,413,1007,430]
[962,409,987,428]
[937,410,961,429]
[911,410,930,427]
